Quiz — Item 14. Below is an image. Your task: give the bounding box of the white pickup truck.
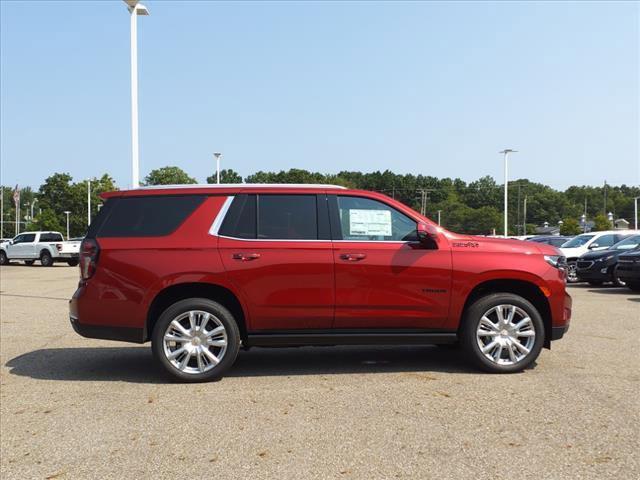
[0,231,81,266]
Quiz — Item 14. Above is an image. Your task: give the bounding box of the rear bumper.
[69,293,144,343]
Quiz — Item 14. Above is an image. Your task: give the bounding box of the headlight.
[545,255,567,269]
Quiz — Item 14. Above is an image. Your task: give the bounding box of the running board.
[246,330,458,347]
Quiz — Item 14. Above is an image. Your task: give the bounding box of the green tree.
[206,169,243,184]
[144,167,197,186]
[592,214,612,231]
[560,218,581,235]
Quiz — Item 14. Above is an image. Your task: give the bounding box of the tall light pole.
[87,180,91,227]
[437,210,442,226]
[64,211,71,240]
[124,0,149,188]
[499,149,517,236]
[30,199,36,221]
[214,153,222,184]
[634,197,639,230]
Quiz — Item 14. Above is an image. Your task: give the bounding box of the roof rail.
[136,183,347,190]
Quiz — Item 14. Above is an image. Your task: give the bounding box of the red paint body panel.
[74,185,571,344]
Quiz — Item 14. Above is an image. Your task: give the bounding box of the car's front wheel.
[0,251,8,265]
[612,265,626,287]
[152,298,241,382]
[461,293,545,373]
[566,261,579,283]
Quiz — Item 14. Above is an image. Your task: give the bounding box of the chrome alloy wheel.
[476,304,536,366]
[162,310,228,375]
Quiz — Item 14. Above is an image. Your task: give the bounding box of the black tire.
[566,261,579,283]
[460,293,545,373]
[151,298,241,382]
[627,282,640,292]
[40,250,53,267]
[0,250,8,265]
[24,260,35,266]
[67,259,79,267]
[612,265,626,287]
[588,281,603,287]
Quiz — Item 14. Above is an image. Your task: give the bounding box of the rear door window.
[257,195,318,240]
[40,233,63,242]
[97,195,205,237]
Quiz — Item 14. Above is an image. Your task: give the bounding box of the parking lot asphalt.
[1,265,639,480]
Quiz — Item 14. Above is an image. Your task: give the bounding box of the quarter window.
[336,196,417,241]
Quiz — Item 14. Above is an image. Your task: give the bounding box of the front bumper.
[551,324,570,341]
[616,261,640,281]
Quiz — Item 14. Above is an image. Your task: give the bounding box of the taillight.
[80,238,100,280]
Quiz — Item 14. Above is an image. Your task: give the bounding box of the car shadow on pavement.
[5,345,475,383]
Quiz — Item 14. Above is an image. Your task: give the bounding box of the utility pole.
[0,186,3,238]
[416,189,434,216]
[634,197,639,230]
[437,210,442,226]
[603,180,607,214]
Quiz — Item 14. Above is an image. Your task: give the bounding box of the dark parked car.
[528,236,574,248]
[576,234,640,286]
[616,250,640,292]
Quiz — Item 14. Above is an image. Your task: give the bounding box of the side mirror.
[417,222,438,243]
[588,243,599,250]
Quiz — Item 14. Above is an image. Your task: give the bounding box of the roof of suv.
[101,183,348,199]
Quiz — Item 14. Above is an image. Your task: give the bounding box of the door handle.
[232,253,261,261]
[340,253,367,261]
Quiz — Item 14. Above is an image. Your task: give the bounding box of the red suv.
[70,184,571,381]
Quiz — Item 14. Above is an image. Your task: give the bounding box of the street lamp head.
[499,149,518,154]
[124,1,149,15]
[214,153,222,159]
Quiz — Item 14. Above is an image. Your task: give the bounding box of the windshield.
[613,235,640,251]
[561,234,594,248]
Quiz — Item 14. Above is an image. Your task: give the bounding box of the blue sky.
[1,1,638,190]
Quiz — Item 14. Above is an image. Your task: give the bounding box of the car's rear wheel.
[40,251,53,267]
[152,298,240,382]
[566,261,579,283]
[612,265,626,287]
[461,293,545,373]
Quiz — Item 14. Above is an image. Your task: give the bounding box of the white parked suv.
[0,231,81,267]
[560,230,640,282]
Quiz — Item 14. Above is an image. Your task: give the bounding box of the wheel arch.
[145,282,248,343]
[460,279,553,348]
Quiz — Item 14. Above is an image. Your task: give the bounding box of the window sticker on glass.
[349,209,392,236]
